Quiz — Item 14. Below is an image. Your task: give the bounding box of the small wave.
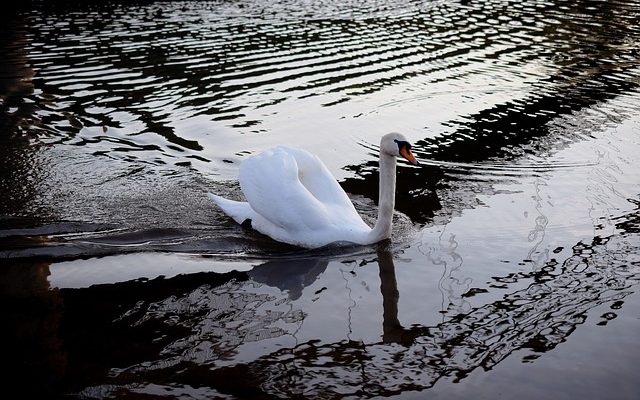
[419,158,597,177]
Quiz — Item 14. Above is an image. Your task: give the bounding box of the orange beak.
[400,146,419,165]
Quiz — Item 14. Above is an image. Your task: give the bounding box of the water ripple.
[20,0,640,160]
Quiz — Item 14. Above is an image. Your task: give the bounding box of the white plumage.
[208,133,418,248]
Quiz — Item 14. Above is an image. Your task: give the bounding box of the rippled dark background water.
[2,0,640,398]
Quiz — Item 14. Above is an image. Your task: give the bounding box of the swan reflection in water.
[5,217,637,398]
[66,218,638,399]
[248,257,328,301]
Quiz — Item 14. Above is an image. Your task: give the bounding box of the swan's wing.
[282,146,368,227]
[239,146,366,232]
[239,147,328,231]
[281,147,354,205]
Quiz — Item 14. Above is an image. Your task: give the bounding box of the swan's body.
[208,133,418,248]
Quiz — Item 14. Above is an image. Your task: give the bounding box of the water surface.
[2,0,640,398]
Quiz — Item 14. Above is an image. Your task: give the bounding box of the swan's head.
[381,133,419,165]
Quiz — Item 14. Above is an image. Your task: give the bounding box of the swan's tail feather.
[207,193,254,225]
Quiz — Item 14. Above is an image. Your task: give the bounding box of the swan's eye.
[394,139,411,152]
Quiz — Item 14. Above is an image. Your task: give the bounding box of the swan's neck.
[367,152,396,243]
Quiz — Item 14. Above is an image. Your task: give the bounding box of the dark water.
[2,0,640,398]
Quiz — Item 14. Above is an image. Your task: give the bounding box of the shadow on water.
[189,217,640,399]
[0,12,46,224]
[2,201,639,397]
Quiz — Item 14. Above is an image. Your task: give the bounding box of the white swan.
[208,133,418,248]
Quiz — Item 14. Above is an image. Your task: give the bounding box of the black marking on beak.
[395,139,418,165]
